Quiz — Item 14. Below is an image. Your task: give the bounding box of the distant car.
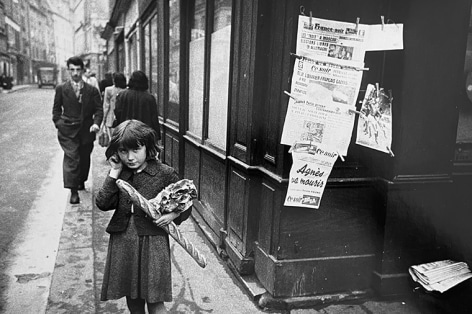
[37,67,57,88]
[0,75,13,90]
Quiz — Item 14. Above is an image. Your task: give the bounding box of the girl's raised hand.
[108,154,123,179]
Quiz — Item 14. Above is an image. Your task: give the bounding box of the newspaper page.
[365,23,404,51]
[284,146,338,209]
[356,84,392,154]
[409,260,472,293]
[281,57,362,155]
[297,16,369,64]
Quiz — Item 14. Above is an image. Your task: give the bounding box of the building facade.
[49,0,74,83]
[72,0,108,80]
[0,1,8,76]
[103,0,472,309]
[1,0,57,85]
[28,0,56,84]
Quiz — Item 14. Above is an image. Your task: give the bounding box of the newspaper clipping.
[355,84,392,154]
[297,16,369,64]
[284,146,338,209]
[281,57,362,155]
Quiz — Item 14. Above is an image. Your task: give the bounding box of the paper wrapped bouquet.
[116,178,206,268]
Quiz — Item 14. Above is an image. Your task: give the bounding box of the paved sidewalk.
[45,145,267,313]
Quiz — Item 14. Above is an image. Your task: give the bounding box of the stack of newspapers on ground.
[409,260,472,293]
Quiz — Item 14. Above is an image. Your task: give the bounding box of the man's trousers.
[58,131,94,189]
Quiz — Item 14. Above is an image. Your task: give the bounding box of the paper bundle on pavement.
[409,260,472,293]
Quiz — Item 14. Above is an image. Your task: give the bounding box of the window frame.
[185,0,233,156]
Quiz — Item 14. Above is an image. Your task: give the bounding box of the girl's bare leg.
[147,301,167,314]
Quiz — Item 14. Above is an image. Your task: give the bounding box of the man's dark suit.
[53,81,103,189]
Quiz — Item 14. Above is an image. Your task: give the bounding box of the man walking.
[52,56,103,204]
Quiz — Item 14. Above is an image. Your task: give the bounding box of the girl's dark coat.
[96,159,190,235]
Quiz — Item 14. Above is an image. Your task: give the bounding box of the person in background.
[114,70,161,143]
[83,68,101,97]
[102,72,127,132]
[100,72,114,97]
[52,56,103,204]
[96,119,190,313]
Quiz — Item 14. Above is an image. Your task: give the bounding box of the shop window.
[128,31,138,73]
[188,0,206,139]
[117,38,125,72]
[168,0,180,123]
[143,21,151,83]
[457,9,472,163]
[151,15,159,115]
[207,0,231,150]
[186,0,232,151]
[144,14,159,115]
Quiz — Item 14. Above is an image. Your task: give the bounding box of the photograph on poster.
[356,84,392,153]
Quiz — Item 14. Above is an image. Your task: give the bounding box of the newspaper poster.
[284,146,338,209]
[356,84,392,153]
[297,16,403,59]
[365,23,404,51]
[281,57,361,155]
[296,16,369,64]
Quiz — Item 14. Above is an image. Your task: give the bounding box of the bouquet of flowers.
[116,179,206,268]
[148,179,197,219]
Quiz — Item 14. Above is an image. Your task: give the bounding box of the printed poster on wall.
[364,23,404,51]
[296,16,369,64]
[355,84,393,153]
[284,146,338,209]
[280,57,362,155]
[297,15,404,57]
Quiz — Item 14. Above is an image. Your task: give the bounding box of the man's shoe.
[70,190,80,204]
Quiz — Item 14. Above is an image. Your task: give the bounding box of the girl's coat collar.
[120,159,160,181]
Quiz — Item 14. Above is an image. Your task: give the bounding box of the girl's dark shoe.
[70,189,80,204]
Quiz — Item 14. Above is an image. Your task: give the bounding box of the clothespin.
[355,66,370,71]
[337,152,345,162]
[284,91,299,102]
[309,11,313,28]
[387,18,400,28]
[300,6,306,16]
[355,17,360,32]
[376,82,380,97]
[388,89,393,102]
[349,109,361,115]
[381,15,385,31]
[386,146,395,157]
[290,52,302,59]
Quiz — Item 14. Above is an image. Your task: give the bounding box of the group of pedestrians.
[52,56,183,313]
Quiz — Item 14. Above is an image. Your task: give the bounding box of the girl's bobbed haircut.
[105,119,160,160]
[127,70,149,91]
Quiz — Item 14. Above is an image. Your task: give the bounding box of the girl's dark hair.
[105,120,160,160]
[127,70,149,91]
[113,72,127,89]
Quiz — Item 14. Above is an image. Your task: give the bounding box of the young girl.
[96,119,190,314]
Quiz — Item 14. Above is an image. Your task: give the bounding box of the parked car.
[0,74,13,90]
[37,67,57,88]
